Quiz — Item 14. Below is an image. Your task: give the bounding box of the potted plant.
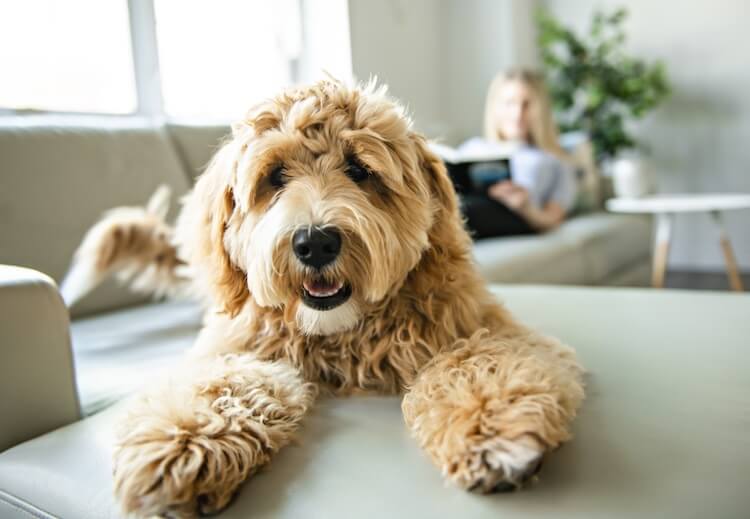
[537,7,670,198]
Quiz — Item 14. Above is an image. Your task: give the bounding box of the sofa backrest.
[0,117,193,318]
[166,124,231,181]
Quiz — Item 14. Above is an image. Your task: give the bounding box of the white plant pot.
[610,156,653,198]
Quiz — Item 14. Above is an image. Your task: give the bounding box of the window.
[0,0,137,114]
[0,0,352,120]
[154,0,302,120]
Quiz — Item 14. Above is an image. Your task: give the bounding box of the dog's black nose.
[293,227,342,269]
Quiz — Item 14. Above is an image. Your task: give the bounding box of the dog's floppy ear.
[409,133,462,231]
[178,143,250,317]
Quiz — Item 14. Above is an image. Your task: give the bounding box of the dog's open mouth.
[301,278,351,310]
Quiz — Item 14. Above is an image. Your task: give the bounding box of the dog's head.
[179,79,463,335]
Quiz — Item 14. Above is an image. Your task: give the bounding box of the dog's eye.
[345,157,370,183]
[269,166,287,188]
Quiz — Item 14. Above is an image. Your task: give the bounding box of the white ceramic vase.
[610,155,653,198]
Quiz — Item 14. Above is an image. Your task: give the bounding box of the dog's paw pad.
[450,435,545,494]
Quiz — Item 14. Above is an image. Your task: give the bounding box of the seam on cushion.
[163,125,197,185]
[0,489,56,519]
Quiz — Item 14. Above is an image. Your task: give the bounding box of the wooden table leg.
[652,213,673,288]
[710,211,744,292]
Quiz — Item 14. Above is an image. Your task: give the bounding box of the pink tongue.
[304,279,342,296]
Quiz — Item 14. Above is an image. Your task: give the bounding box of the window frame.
[0,0,308,120]
[128,0,163,118]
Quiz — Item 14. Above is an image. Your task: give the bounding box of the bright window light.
[154,0,302,121]
[0,0,137,114]
[301,0,353,86]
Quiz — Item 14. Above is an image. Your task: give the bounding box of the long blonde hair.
[483,68,566,159]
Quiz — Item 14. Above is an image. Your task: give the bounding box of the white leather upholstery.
[71,300,201,416]
[0,285,748,518]
[0,266,80,453]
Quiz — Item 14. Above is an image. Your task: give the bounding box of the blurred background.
[347,0,750,277]
[1,0,748,284]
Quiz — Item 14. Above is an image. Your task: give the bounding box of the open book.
[428,137,517,164]
[429,137,517,194]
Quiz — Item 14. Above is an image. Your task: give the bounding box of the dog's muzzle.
[294,226,351,311]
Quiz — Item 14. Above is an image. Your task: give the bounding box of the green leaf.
[535,5,670,162]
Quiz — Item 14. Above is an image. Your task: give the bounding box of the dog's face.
[180,80,459,335]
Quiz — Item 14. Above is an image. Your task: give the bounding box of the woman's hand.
[487,181,530,211]
[488,180,566,232]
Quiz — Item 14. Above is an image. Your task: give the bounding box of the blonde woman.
[461,68,577,238]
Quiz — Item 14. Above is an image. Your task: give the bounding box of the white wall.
[348,0,538,143]
[347,0,445,137]
[441,0,538,142]
[300,0,353,84]
[542,0,750,270]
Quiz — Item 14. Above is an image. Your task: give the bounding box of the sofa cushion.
[71,300,202,416]
[558,212,652,284]
[0,285,748,518]
[473,212,651,286]
[0,117,192,317]
[473,231,587,284]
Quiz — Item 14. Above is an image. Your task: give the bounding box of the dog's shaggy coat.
[63,79,584,517]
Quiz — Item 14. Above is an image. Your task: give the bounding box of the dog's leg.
[402,329,584,493]
[113,352,315,517]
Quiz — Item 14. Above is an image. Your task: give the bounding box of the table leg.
[652,213,673,288]
[710,211,744,292]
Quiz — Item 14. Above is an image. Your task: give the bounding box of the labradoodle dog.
[62,79,584,517]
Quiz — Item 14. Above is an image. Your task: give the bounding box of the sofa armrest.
[0,265,80,452]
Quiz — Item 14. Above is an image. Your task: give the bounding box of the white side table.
[606,194,750,291]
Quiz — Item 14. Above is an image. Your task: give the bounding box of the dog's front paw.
[113,431,261,518]
[446,434,545,494]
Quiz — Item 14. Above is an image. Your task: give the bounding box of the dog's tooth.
[304,279,344,298]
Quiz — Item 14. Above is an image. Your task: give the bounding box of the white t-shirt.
[511,145,577,212]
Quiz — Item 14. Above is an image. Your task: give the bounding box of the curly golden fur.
[64,79,584,517]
